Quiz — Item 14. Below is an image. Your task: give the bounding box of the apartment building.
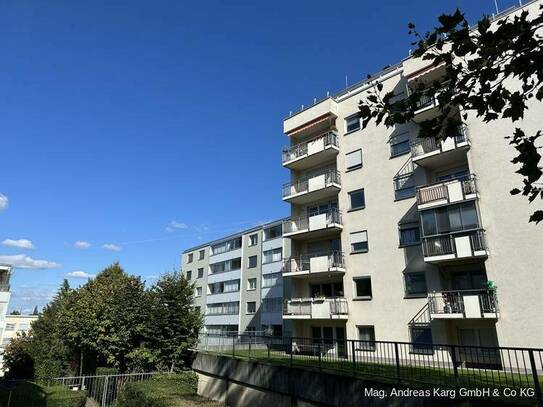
[0,265,13,374]
[280,0,543,353]
[182,219,290,336]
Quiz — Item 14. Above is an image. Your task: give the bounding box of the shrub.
[44,385,86,407]
[96,366,118,376]
[0,382,86,407]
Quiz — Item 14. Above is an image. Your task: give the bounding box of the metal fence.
[196,333,543,402]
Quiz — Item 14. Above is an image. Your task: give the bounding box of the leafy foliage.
[2,264,202,379]
[358,5,543,223]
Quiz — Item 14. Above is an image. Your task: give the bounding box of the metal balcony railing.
[411,126,469,158]
[282,251,345,274]
[283,297,349,317]
[428,289,498,315]
[282,132,339,164]
[283,209,342,234]
[282,170,341,198]
[416,175,477,206]
[422,229,486,258]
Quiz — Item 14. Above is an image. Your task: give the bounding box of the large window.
[262,298,282,313]
[263,248,282,264]
[421,201,479,236]
[211,237,242,255]
[209,258,242,274]
[404,272,427,297]
[345,115,361,133]
[390,133,411,157]
[208,279,240,295]
[350,231,369,253]
[264,224,282,240]
[353,277,372,300]
[262,272,282,288]
[249,234,258,246]
[346,149,363,171]
[357,326,376,351]
[399,225,421,246]
[394,174,416,200]
[348,189,365,210]
[410,326,433,354]
[206,301,239,316]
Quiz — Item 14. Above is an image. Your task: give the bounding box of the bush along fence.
[196,333,543,402]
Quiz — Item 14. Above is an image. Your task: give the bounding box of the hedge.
[0,381,86,407]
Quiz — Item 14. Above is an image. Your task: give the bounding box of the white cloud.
[67,270,95,279]
[103,243,122,252]
[166,220,188,232]
[0,254,60,269]
[0,194,8,212]
[74,240,91,249]
[2,239,34,249]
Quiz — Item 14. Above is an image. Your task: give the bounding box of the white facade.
[281,0,543,351]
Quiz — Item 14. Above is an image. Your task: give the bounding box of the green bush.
[44,385,86,407]
[96,366,118,376]
[0,381,86,407]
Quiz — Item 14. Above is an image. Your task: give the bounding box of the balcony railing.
[283,209,342,234]
[411,126,469,159]
[282,132,339,164]
[282,251,345,274]
[422,229,487,259]
[417,175,477,206]
[428,289,498,317]
[0,283,10,292]
[283,297,348,318]
[282,170,341,198]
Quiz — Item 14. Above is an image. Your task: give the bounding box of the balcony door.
[450,270,487,290]
[307,200,337,218]
[311,282,343,298]
[436,168,469,182]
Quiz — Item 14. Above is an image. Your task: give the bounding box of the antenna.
[345,75,349,89]
[494,0,499,14]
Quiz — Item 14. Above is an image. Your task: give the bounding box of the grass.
[0,380,86,407]
[199,345,543,402]
[113,373,224,407]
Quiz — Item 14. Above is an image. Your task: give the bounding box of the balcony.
[282,132,340,170]
[412,90,440,123]
[283,210,342,239]
[417,176,477,210]
[283,297,348,320]
[282,251,345,278]
[411,127,470,169]
[284,98,338,136]
[422,229,488,263]
[428,289,498,320]
[282,170,341,204]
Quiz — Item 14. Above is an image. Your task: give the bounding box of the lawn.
[0,380,86,407]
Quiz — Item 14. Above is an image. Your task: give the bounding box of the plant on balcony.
[358,6,543,224]
[484,280,497,292]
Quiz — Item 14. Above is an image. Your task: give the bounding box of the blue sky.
[0,0,519,312]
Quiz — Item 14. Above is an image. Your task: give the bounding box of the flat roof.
[182,216,290,254]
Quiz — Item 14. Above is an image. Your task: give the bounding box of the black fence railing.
[196,333,543,402]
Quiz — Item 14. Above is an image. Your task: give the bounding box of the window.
[394,174,416,200]
[197,268,204,279]
[262,272,282,288]
[410,326,433,354]
[211,237,242,255]
[350,231,369,253]
[263,248,282,264]
[187,253,193,263]
[208,279,240,294]
[199,249,205,260]
[206,302,239,315]
[249,234,258,246]
[209,258,242,274]
[248,278,257,290]
[346,149,362,171]
[195,286,202,297]
[262,298,282,313]
[421,201,479,236]
[353,277,372,299]
[5,323,15,331]
[436,168,469,182]
[246,302,256,314]
[206,325,239,335]
[390,134,411,157]
[186,270,192,280]
[349,189,365,210]
[248,255,258,268]
[264,225,282,240]
[357,326,376,351]
[404,272,427,297]
[345,115,361,133]
[399,225,421,246]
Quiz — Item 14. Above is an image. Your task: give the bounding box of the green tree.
[145,271,203,371]
[10,309,21,315]
[3,332,34,379]
[358,6,543,223]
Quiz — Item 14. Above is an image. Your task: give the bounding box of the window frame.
[348,188,366,211]
[195,286,202,297]
[246,301,257,314]
[410,325,434,355]
[249,233,258,246]
[390,138,411,158]
[350,230,369,254]
[197,268,204,279]
[187,253,194,263]
[356,325,376,351]
[353,276,372,300]
[248,255,258,268]
[186,270,192,280]
[404,272,428,298]
[399,224,421,247]
[198,249,205,260]
[345,114,361,134]
[345,148,363,171]
[247,278,257,291]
